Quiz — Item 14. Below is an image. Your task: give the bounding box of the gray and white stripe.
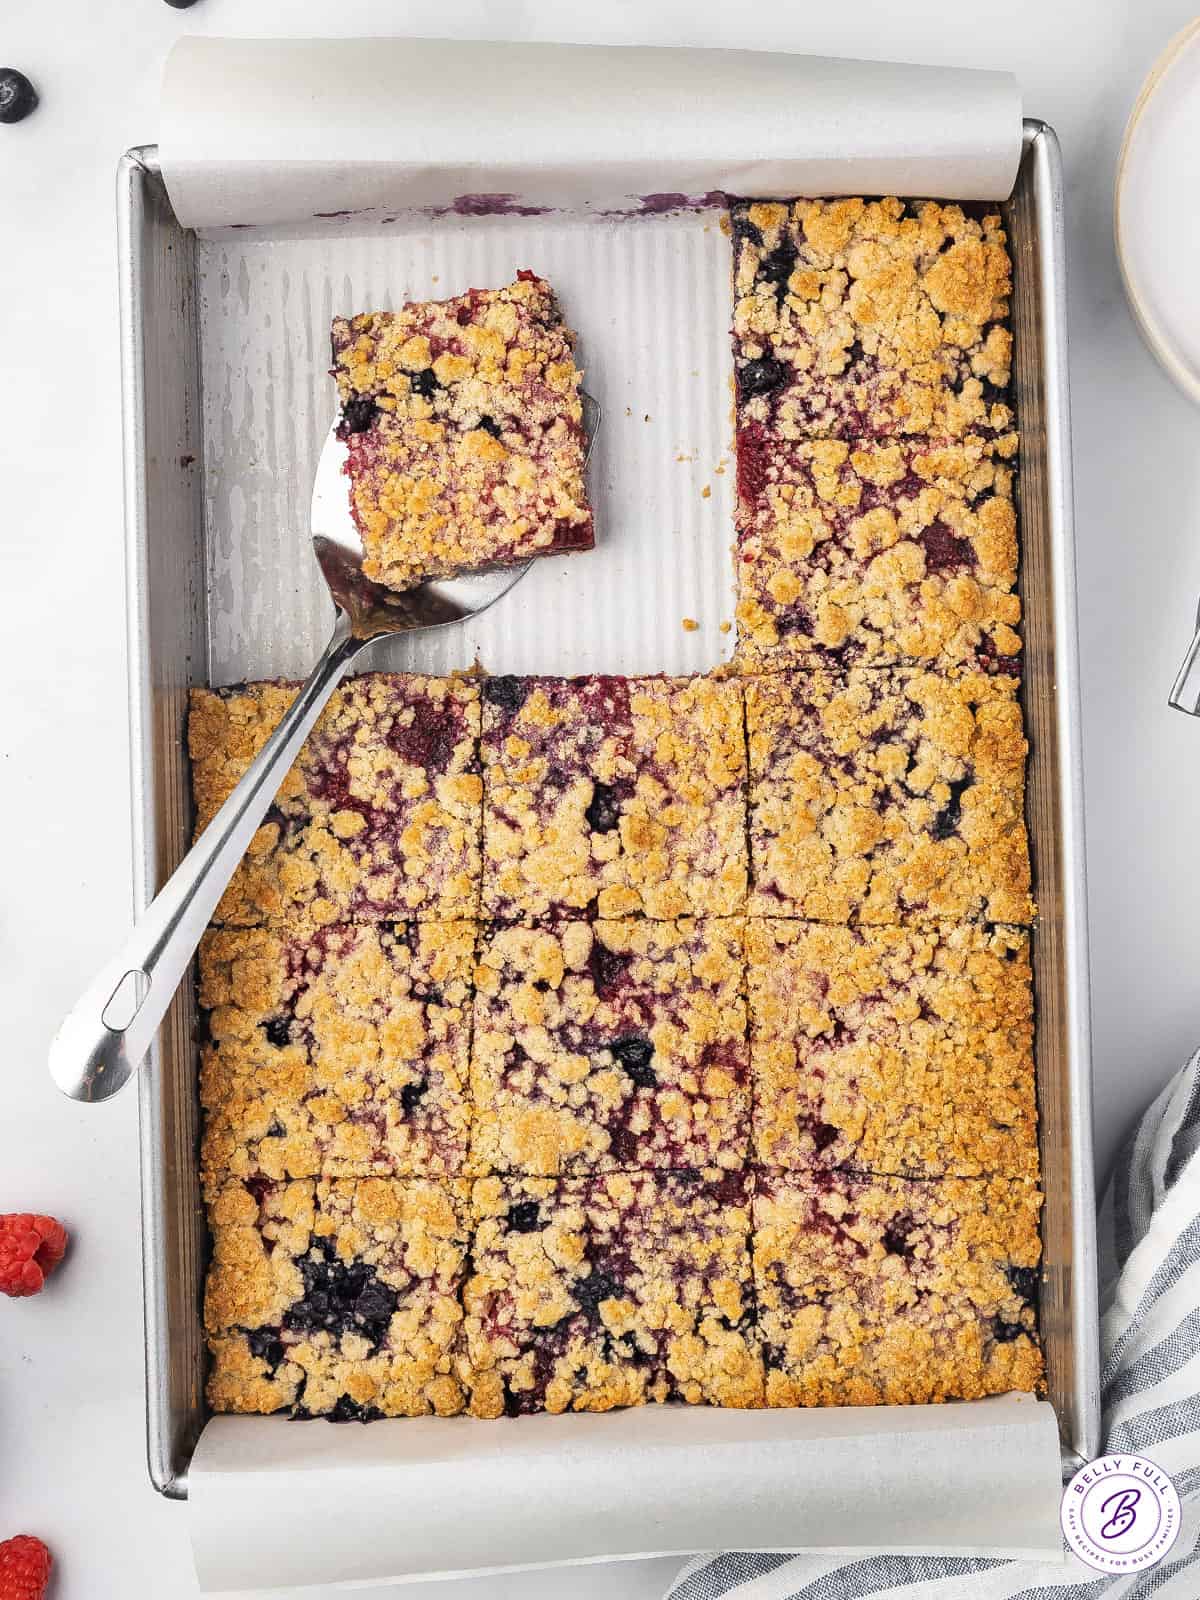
[666,1048,1200,1600]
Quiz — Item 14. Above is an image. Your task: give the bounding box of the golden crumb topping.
[188,673,483,924]
[733,433,1021,671]
[753,1169,1044,1406]
[732,198,1013,443]
[481,674,749,921]
[746,668,1033,925]
[331,274,593,589]
[198,919,476,1188]
[205,1176,470,1418]
[747,919,1036,1179]
[461,1169,762,1416]
[471,917,749,1174]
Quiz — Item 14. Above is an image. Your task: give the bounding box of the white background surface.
[3,1,1200,1596]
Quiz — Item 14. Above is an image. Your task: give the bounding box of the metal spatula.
[49,394,600,1103]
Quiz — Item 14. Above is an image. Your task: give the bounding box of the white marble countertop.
[5,0,1200,1594]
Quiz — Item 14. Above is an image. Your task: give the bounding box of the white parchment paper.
[163,37,1053,1591]
[190,1397,1063,1594]
[161,37,1022,229]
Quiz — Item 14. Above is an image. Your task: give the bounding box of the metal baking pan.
[117,118,1099,1500]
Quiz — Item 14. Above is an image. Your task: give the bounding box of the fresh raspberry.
[0,1536,52,1600]
[0,1216,68,1297]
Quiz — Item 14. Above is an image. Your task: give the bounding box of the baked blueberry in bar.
[461,1168,762,1416]
[331,272,594,590]
[480,673,749,922]
[204,1176,470,1418]
[752,1169,1043,1406]
[188,673,482,925]
[471,917,749,1175]
[731,197,1013,444]
[747,919,1036,1179]
[734,434,1021,672]
[198,920,475,1188]
[746,668,1033,925]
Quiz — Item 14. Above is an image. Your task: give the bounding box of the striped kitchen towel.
[667,1049,1200,1600]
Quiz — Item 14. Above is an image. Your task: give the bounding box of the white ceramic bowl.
[1116,18,1200,404]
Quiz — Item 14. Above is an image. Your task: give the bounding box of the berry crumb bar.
[753,1168,1043,1406]
[462,1168,762,1416]
[734,434,1021,672]
[204,1176,470,1418]
[189,673,482,925]
[481,673,749,922]
[731,198,1013,445]
[332,273,593,590]
[747,919,1036,1179]
[746,668,1033,925]
[471,917,749,1174]
[199,919,476,1187]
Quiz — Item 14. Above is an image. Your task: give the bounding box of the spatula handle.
[48,614,366,1103]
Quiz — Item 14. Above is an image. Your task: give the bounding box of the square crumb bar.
[746,668,1033,925]
[734,435,1021,672]
[332,272,593,590]
[462,1169,761,1416]
[747,920,1036,1179]
[471,917,749,1175]
[189,673,482,925]
[481,674,748,921]
[204,1176,470,1418]
[731,197,1013,444]
[753,1169,1043,1406]
[199,920,476,1186]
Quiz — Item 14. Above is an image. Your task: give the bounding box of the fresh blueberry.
[584,781,621,834]
[931,776,971,841]
[247,1327,286,1373]
[354,1280,399,1323]
[588,942,629,995]
[758,239,798,297]
[284,1240,398,1351]
[800,1114,841,1154]
[0,69,37,125]
[980,376,1011,408]
[1006,1264,1039,1305]
[501,1379,530,1418]
[409,368,440,397]
[163,0,204,8]
[328,1395,381,1423]
[341,397,378,434]
[263,1016,292,1048]
[400,1079,427,1114]
[842,337,866,369]
[881,1214,914,1258]
[990,1316,1027,1344]
[736,356,788,402]
[731,210,764,250]
[507,1201,542,1233]
[476,415,503,438]
[481,675,528,715]
[574,1269,621,1318]
[609,1035,656,1089]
